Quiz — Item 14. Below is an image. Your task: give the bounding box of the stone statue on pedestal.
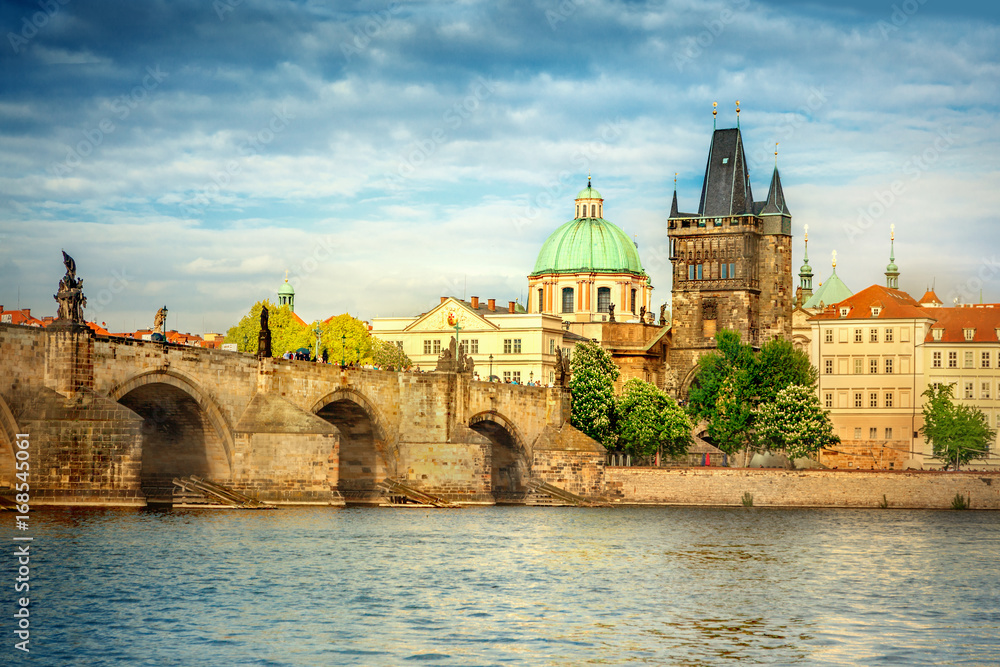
[53,251,87,325]
[659,303,667,326]
[257,306,272,359]
[555,347,570,387]
[638,305,646,323]
[153,307,167,334]
[435,336,474,374]
[607,302,615,323]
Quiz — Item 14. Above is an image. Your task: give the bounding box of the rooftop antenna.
[712,102,717,130]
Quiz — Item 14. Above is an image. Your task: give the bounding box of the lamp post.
[341,333,346,367]
[489,353,493,382]
[313,323,322,361]
[161,305,168,343]
[530,370,533,386]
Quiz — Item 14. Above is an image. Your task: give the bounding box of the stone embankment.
[605,467,1000,510]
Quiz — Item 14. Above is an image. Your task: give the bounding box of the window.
[549,371,555,384]
[697,264,703,280]
[869,427,878,439]
[503,371,511,382]
[720,263,727,279]
[964,351,974,368]
[870,359,878,374]
[871,307,881,317]
[824,393,833,408]
[513,371,521,383]
[948,351,957,368]
[396,341,404,350]
[688,265,695,281]
[460,339,479,355]
[854,358,863,374]
[932,328,943,341]
[840,307,850,317]
[433,340,441,355]
[885,392,893,408]
[503,339,512,354]
[549,339,556,355]
[885,328,894,342]
[885,358,893,374]
[591,204,596,217]
[729,263,735,278]
[964,328,975,341]
[965,382,974,399]
[854,392,863,408]
[854,427,862,439]
[562,287,574,314]
[630,289,637,314]
[854,329,863,343]
[471,339,479,354]
[825,329,834,343]
[885,427,893,439]
[982,382,991,400]
[513,339,521,354]
[870,328,879,343]
[825,359,833,375]
[537,288,543,312]
[932,351,942,368]
[983,351,991,368]
[870,392,878,408]
[597,287,611,313]
[423,340,432,355]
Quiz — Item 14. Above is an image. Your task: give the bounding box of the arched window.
[576,205,580,218]
[597,287,611,313]
[591,204,596,217]
[537,287,544,313]
[562,287,574,314]
[630,289,637,313]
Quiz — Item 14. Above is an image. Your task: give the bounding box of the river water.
[3,506,998,666]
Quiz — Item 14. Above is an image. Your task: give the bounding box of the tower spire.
[735,100,740,129]
[885,224,900,289]
[712,102,717,130]
[798,223,813,302]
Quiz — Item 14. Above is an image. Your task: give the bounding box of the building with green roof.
[528,178,652,324]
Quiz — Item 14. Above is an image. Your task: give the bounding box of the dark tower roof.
[670,188,679,217]
[760,166,790,216]
[698,128,754,217]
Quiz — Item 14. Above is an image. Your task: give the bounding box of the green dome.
[803,269,852,309]
[576,186,602,199]
[531,217,645,276]
[278,280,295,296]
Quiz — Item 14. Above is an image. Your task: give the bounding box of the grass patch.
[741,491,754,507]
[951,493,971,510]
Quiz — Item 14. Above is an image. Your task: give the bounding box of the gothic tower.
[667,111,793,395]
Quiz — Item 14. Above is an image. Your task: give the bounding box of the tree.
[754,384,839,461]
[371,337,412,370]
[569,340,619,447]
[316,314,373,365]
[922,384,996,470]
[686,329,819,461]
[616,378,692,458]
[224,300,308,357]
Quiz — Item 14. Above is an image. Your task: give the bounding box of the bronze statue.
[257,306,272,358]
[607,302,615,323]
[53,251,86,324]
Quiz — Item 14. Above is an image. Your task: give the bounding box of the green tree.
[921,384,996,470]
[686,329,818,461]
[569,340,619,447]
[224,300,308,357]
[317,314,374,365]
[754,384,839,461]
[616,378,692,458]
[371,337,412,370]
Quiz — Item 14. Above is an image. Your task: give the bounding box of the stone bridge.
[0,323,604,506]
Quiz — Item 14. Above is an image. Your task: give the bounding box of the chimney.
[470,296,479,309]
[488,299,496,312]
[508,301,515,313]
[440,296,448,304]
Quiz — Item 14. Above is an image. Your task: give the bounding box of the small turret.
[278,271,295,311]
[885,224,899,289]
[798,224,813,300]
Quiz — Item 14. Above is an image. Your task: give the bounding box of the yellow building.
[371,296,578,384]
[923,303,1000,470]
[809,284,933,469]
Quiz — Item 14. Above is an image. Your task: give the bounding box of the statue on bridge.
[607,302,615,323]
[555,347,570,387]
[257,306,272,359]
[153,307,167,334]
[659,303,668,326]
[434,336,475,374]
[53,251,87,325]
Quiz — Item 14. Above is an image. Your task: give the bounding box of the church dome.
[278,279,294,296]
[531,217,645,276]
[576,185,602,200]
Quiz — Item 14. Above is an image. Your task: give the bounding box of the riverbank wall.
[604,467,1000,510]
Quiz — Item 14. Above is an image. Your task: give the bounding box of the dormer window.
[871,307,881,317]
[964,328,975,341]
[932,328,943,341]
[839,307,849,318]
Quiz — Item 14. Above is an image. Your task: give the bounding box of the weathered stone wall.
[605,467,1000,509]
[758,233,792,342]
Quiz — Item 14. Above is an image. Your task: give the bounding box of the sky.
[1,0,998,335]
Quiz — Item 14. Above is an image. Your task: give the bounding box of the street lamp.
[489,353,493,382]
[341,333,346,367]
[530,370,533,386]
[313,323,322,361]
[161,305,168,343]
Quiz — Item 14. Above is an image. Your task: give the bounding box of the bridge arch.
[469,410,530,503]
[0,394,20,490]
[108,370,234,500]
[311,388,397,505]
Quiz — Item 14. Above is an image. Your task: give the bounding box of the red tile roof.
[925,305,1000,343]
[919,289,943,306]
[0,308,46,327]
[808,284,933,321]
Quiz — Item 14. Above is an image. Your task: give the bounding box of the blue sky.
[1,0,998,334]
